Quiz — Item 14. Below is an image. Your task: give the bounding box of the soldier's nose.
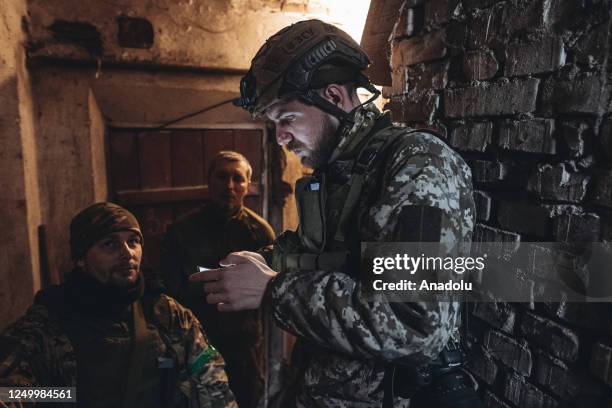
[275,128,292,146]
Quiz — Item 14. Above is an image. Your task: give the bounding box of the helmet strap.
[303,90,352,122]
[302,82,381,135]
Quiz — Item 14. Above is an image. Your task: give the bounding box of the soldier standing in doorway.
[162,151,275,408]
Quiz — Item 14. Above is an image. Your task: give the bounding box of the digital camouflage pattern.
[0,292,236,408]
[268,105,476,407]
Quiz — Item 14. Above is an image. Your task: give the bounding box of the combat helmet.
[234,19,379,119]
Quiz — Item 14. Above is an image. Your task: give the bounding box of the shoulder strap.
[334,126,407,242]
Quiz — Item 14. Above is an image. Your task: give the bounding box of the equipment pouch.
[295,174,327,253]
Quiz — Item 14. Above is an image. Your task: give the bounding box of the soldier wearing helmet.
[191,20,481,407]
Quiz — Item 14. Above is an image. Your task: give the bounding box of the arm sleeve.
[0,319,43,408]
[173,299,237,408]
[266,137,475,366]
[0,337,37,387]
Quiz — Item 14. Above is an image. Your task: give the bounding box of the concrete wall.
[378,0,612,405]
[0,0,42,330]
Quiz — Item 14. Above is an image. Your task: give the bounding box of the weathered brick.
[483,390,512,408]
[445,19,466,55]
[387,92,439,122]
[536,350,606,404]
[474,190,492,221]
[467,347,498,385]
[467,311,489,346]
[497,201,551,237]
[500,0,552,33]
[553,212,601,243]
[521,312,579,361]
[473,302,515,333]
[409,121,449,140]
[467,5,505,49]
[381,86,393,99]
[505,373,559,408]
[498,118,556,155]
[424,0,458,26]
[548,0,586,27]
[543,302,612,330]
[604,217,612,243]
[470,160,509,183]
[473,224,521,260]
[592,170,612,208]
[559,121,589,157]
[468,1,550,49]
[444,78,539,118]
[591,342,612,387]
[464,0,498,11]
[600,116,612,161]
[540,74,610,115]
[524,244,568,281]
[527,163,590,203]
[392,31,447,67]
[565,11,611,67]
[485,330,532,375]
[393,4,424,39]
[450,121,493,152]
[391,66,409,96]
[463,50,499,80]
[406,60,450,93]
[505,36,566,76]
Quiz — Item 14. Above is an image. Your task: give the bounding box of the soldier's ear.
[323,84,344,107]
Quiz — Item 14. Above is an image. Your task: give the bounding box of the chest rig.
[273,120,409,275]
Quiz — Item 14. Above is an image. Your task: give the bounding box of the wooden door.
[107,127,266,271]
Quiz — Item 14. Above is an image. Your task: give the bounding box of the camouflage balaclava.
[70,202,143,261]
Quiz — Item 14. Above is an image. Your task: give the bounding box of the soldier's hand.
[188,251,277,311]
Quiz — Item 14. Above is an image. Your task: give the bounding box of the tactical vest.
[271,120,484,408]
[273,124,422,275]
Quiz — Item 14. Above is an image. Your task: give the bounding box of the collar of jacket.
[202,201,245,222]
[322,105,392,181]
[62,267,145,317]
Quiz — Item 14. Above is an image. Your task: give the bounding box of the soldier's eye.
[102,240,119,249]
[128,238,141,247]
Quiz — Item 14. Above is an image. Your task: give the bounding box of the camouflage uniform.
[0,282,236,408]
[267,105,476,407]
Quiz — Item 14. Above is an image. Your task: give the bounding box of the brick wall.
[385,0,612,406]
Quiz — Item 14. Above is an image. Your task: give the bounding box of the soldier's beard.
[302,114,339,169]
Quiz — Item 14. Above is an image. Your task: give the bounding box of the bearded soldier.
[0,202,236,408]
[190,20,481,407]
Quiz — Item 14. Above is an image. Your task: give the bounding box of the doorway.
[107,126,268,271]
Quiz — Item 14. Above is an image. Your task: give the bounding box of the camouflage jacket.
[0,286,236,408]
[267,106,476,407]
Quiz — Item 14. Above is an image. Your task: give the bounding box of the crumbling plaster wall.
[0,0,42,330]
[25,0,329,71]
[30,67,107,283]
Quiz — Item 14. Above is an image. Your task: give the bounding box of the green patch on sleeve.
[187,345,217,375]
